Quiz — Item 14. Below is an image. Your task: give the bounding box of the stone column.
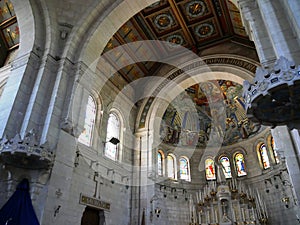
[238,0,276,67]
[0,51,40,138]
[271,126,300,207]
[240,0,300,215]
[279,0,300,43]
[131,128,156,225]
[256,0,300,63]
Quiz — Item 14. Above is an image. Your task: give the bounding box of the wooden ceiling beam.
[167,0,196,47]
[114,32,151,77]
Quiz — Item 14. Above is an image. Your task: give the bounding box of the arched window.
[219,156,232,178]
[179,157,190,181]
[104,113,120,161]
[0,0,19,66]
[234,153,247,177]
[271,137,280,164]
[259,143,270,169]
[167,154,176,179]
[157,150,164,176]
[78,96,96,146]
[205,158,216,180]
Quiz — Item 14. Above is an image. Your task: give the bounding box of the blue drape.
[0,178,40,225]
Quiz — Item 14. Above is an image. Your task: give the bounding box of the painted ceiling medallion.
[195,22,214,38]
[186,0,206,18]
[154,13,174,29]
[166,34,184,47]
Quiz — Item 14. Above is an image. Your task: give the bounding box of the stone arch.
[142,59,258,139]
[64,0,158,64]
[11,0,49,57]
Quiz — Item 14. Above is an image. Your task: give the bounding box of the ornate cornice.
[243,56,300,129]
[0,130,54,169]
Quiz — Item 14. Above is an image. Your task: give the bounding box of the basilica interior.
[0,0,299,225]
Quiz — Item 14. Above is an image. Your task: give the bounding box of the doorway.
[81,207,105,225]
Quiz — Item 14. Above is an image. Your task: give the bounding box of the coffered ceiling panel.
[102,0,254,87]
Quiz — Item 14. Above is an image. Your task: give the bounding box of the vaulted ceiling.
[101,0,255,85]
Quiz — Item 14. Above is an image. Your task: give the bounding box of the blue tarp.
[0,178,40,225]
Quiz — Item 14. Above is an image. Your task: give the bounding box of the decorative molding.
[243,56,300,129]
[0,130,54,169]
[138,56,258,128]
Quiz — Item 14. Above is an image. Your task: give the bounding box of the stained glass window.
[105,113,120,160]
[271,137,280,164]
[157,151,163,176]
[179,157,190,181]
[205,158,216,180]
[235,153,247,177]
[78,96,96,146]
[220,156,232,178]
[167,154,176,179]
[0,0,19,66]
[259,143,270,169]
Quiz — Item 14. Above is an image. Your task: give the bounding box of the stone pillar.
[279,0,300,43]
[0,51,40,138]
[238,0,276,67]
[131,128,155,225]
[240,0,300,216]
[271,126,300,207]
[256,0,300,63]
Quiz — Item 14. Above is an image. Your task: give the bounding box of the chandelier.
[189,179,268,225]
[243,56,300,129]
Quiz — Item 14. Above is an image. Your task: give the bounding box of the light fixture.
[74,150,82,167]
[171,188,177,199]
[55,188,62,198]
[122,176,129,189]
[150,194,160,222]
[54,205,61,217]
[104,137,120,145]
[154,207,161,217]
[282,196,290,208]
[243,56,300,129]
[107,168,115,184]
